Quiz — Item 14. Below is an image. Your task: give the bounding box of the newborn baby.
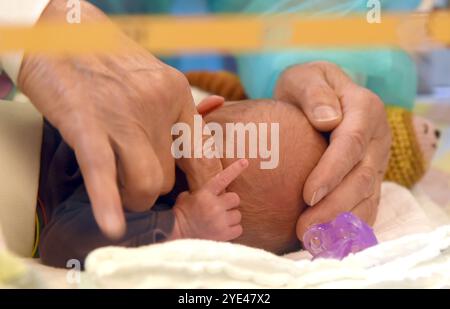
[39,99,326,267]
[204,100,327,253]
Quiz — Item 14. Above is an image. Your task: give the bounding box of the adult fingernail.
[310,186,328,206]
[102,211,125,239]
[313,106,339,122]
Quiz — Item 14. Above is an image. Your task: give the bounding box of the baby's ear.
[197,95,225,116]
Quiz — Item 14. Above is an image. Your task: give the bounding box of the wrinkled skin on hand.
[274,62,392,238]
[19,0,223,238]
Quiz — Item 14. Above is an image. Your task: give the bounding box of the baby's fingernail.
[313,106,339,122]
[211,95,225,101]
[310,186,328,206]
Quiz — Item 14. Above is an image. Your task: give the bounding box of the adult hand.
[19,0,223,238]
[274,61,392,238]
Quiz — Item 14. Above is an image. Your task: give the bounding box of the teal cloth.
[88,0,421,110]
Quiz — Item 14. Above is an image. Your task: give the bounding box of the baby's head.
[204,100,327,254]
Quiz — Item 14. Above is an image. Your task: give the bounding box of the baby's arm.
[39,185,175,268]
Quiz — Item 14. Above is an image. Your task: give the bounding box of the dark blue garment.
[38,121,185,268]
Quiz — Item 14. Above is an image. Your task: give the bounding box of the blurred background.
[1,1,449,202]
[2,0,449,186]
[85,0,450,101]
[416,0,449,99]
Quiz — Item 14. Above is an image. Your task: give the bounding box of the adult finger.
[308,130,390,210]
[114,133,165,212]
[303,88,385,206]
[297,137,389,238]
[275,63,346,131]
[297,165,376,238]
[176,101,224,191]
[351,178,383,226]
[72,129,126,239]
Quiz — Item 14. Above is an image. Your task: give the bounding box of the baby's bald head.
[204,100,327,254]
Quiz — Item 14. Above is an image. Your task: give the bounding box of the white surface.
[83,227,450,289]
[83,182,450,288]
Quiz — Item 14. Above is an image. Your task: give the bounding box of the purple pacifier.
[0,73,13,100]
[303,212,378,260]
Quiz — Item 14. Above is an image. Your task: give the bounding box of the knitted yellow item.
[185,71,247,101]
[185,71,427,188]
[384,107,426,188]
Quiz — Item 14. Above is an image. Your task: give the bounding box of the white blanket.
[83,182,450,288]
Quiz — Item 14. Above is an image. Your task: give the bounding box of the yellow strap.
[0,12,449,54]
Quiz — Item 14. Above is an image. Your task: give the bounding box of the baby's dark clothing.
[38,121,183,268]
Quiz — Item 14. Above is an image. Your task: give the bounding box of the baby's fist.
[171,159,248,241]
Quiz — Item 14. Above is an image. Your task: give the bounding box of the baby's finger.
[226,225,243,240]
[196,95,225,116]
[221,192,241,209]
[227,209,242,226]
[204,159,249,195]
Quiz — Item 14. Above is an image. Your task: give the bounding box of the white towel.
[83,182,450,288]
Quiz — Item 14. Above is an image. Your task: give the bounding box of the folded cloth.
[83,226,450,288]
[83,183,450,288]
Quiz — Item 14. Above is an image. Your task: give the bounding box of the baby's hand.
[171,159,249,241]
